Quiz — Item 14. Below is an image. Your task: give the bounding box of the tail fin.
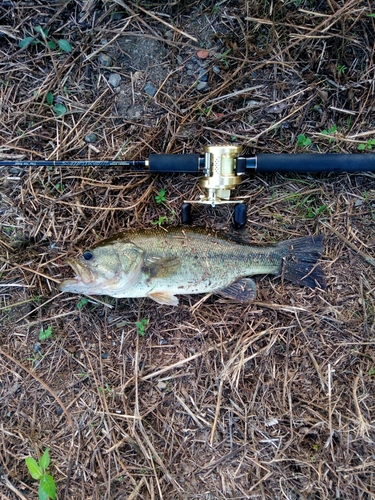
[277,235,326,289]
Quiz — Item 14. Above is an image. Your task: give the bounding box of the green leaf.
[315,204,327,216]
[39,448,51,471]
[38,483,49,500]
[155,188,166,204]
[136,318,148,336]
[47,41,57,50]
[19,37,35,49]
[52,103,67,116]
[150,215,167,226]
[25,457,43,480]
[58,39,72,53]
[77,298,89,310]
[40,474,56,500]
[329,125,337,133]
[357,143,366,151]
[39,325,53,341]
[35,26,49,37]
[297,134,311,147]
[46,92,54,105]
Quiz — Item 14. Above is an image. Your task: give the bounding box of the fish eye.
[83,250,93,261]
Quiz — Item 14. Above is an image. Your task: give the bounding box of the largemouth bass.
[59,227,325,306]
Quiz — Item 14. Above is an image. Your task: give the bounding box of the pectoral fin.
[143,256,181,280]
[217,278,257,303]
[148,292,179,306]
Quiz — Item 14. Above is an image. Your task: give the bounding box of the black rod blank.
[0,159,147,169]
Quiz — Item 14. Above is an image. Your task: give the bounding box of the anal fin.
[148,291,179,306]
[217,278,257,303]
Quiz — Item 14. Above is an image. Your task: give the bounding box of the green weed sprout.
[155,188,167,204]
[358,138,375,151]
[151,189,175,226]
[77,297,89,309]
[25,448,56,500]
[136,318,148,336]
[216,49,231,67]
[297,133,311,147]
[337,64,347,76]
[44,91,67,116]
[321,125,337,143]
[39,325,52,341]
[19,25,72,53]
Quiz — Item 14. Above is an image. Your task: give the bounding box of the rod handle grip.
[149,154,200,173]
[256,154,375,173]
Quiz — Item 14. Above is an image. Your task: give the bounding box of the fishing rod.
[2,145,375,227]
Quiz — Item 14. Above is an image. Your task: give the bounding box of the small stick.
[321,221,375,267]
[0,347,73,427]
[210,379,224,446]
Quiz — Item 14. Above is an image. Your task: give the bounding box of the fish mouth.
[59,258,123,294]
[62,257,97,285]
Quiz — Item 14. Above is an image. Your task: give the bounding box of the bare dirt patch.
[1,1,375,499]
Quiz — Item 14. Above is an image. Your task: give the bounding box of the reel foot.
[233,203,247,229]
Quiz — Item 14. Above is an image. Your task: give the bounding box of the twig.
[320,221,375,267]
[1,477,30,500]
[210,378,224,446]
[129,2,197,42]
[0,347,73,427]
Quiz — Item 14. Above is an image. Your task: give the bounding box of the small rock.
[33,342,42,353]
[108,73,121,87]
[144,82,157,97]
[101,352,109,359]
[176,55,183,65]
[85,133,97,143]
[132,71,143,81]
[198,68,208,82]
[197,49,209,59]
[111,12,123,21]
[247,100,259,109]
[212,65,221,74]
[56,406,63,416]
[265,417,279,427]
[196,81,208,91]
[264,103,288,114]
[164,30,173,40]
[9,166,22,175]
[99,53,112,67]
[157,381,167,391]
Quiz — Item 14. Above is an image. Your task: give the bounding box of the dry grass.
[1,0,375,499]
